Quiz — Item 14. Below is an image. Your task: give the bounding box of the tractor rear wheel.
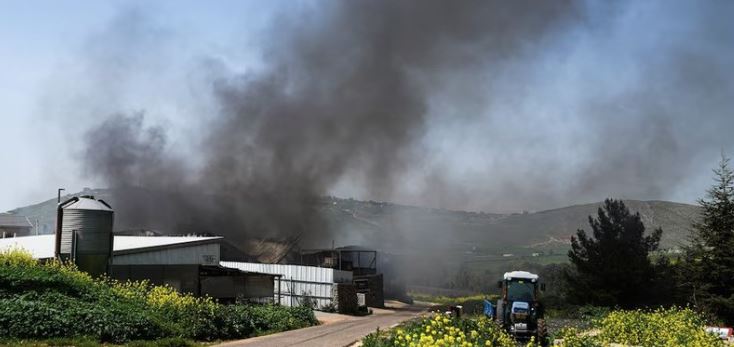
[536,319,549,347]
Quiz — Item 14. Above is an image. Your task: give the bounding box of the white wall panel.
[221,261,353,309]
[113,243,220,265]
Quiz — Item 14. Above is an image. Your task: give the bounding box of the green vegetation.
[409,293,500,316]
[409,293,497,306]
[565,199,664,308]
[9,188,700,300]
[0,249,318,343]
[554,155,734,324]
[553,307,723,347]
[362,312,517,347]
[0,337,200,347]
[684,155,734,324]
[363,307,723,347]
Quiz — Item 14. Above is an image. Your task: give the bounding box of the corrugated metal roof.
[221,261,353,283]
[0,214,33,228]
[114,236,222,251]
[0,234,55,258]
[0,235,223,259]
[62,197,113,211]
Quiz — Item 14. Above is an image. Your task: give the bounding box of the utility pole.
[57,188,65,203]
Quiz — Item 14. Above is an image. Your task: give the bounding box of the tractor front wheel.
[536,319,549,347]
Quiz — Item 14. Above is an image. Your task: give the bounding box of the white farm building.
[0,196,376,313]
[0,234,279,303]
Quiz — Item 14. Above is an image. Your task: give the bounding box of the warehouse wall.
[245,275,275,302]
[0,226,31,238]
[110,264,200,294]
[221,261,353,309]
[220,261,352,283]
[113,243,220,265]
[200,275,245,301]
[112,264,275,303]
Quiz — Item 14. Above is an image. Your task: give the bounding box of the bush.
[550,328,600,347]
[0,292,171,342]
[248,305,319,334]
[362,312,516,347]
[555,307,724,347]
[0,337,199,347]
[0,249,318,343]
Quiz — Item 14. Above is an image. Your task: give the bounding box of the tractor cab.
[495,271,548,346]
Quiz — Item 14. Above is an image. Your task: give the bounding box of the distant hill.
[7,188,114,235]
[319,197,699,256]
[7,189,699,256]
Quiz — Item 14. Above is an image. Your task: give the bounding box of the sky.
[0,0,278,210]
[1,0,733,214]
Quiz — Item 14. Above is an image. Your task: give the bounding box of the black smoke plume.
[83,1,581,243]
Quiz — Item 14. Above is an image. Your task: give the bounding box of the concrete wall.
[113,243,220,265]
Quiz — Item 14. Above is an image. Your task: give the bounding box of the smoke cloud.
[82,0,580,241]
[76,1,734,244]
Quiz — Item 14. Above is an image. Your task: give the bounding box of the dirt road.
[215,304,429,347]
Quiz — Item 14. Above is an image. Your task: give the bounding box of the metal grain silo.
[55,196,114,277]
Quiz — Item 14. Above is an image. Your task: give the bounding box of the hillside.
[6,189,699,256]
[319,197,699,255]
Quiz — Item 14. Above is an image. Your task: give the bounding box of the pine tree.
[565,199,662,308]
[685,154,734,323]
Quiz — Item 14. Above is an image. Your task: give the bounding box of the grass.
[409,293,500,316]
[409,293,497,306]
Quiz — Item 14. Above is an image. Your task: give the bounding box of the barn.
[0,213,33,238]
[0,233,279,303]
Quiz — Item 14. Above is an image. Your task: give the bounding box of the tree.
[565,199,662,308]
[684,154,734,324]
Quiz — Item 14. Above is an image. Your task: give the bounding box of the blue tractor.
[488,271,549,346]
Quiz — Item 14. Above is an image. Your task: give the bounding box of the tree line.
[563,154,734,324]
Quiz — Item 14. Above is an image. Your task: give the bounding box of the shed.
[0,213,33,238]
[299,246,384,307]
[221,261,354,310]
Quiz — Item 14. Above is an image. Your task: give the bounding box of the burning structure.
[300,246,384,308]
[2,195,385,312]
